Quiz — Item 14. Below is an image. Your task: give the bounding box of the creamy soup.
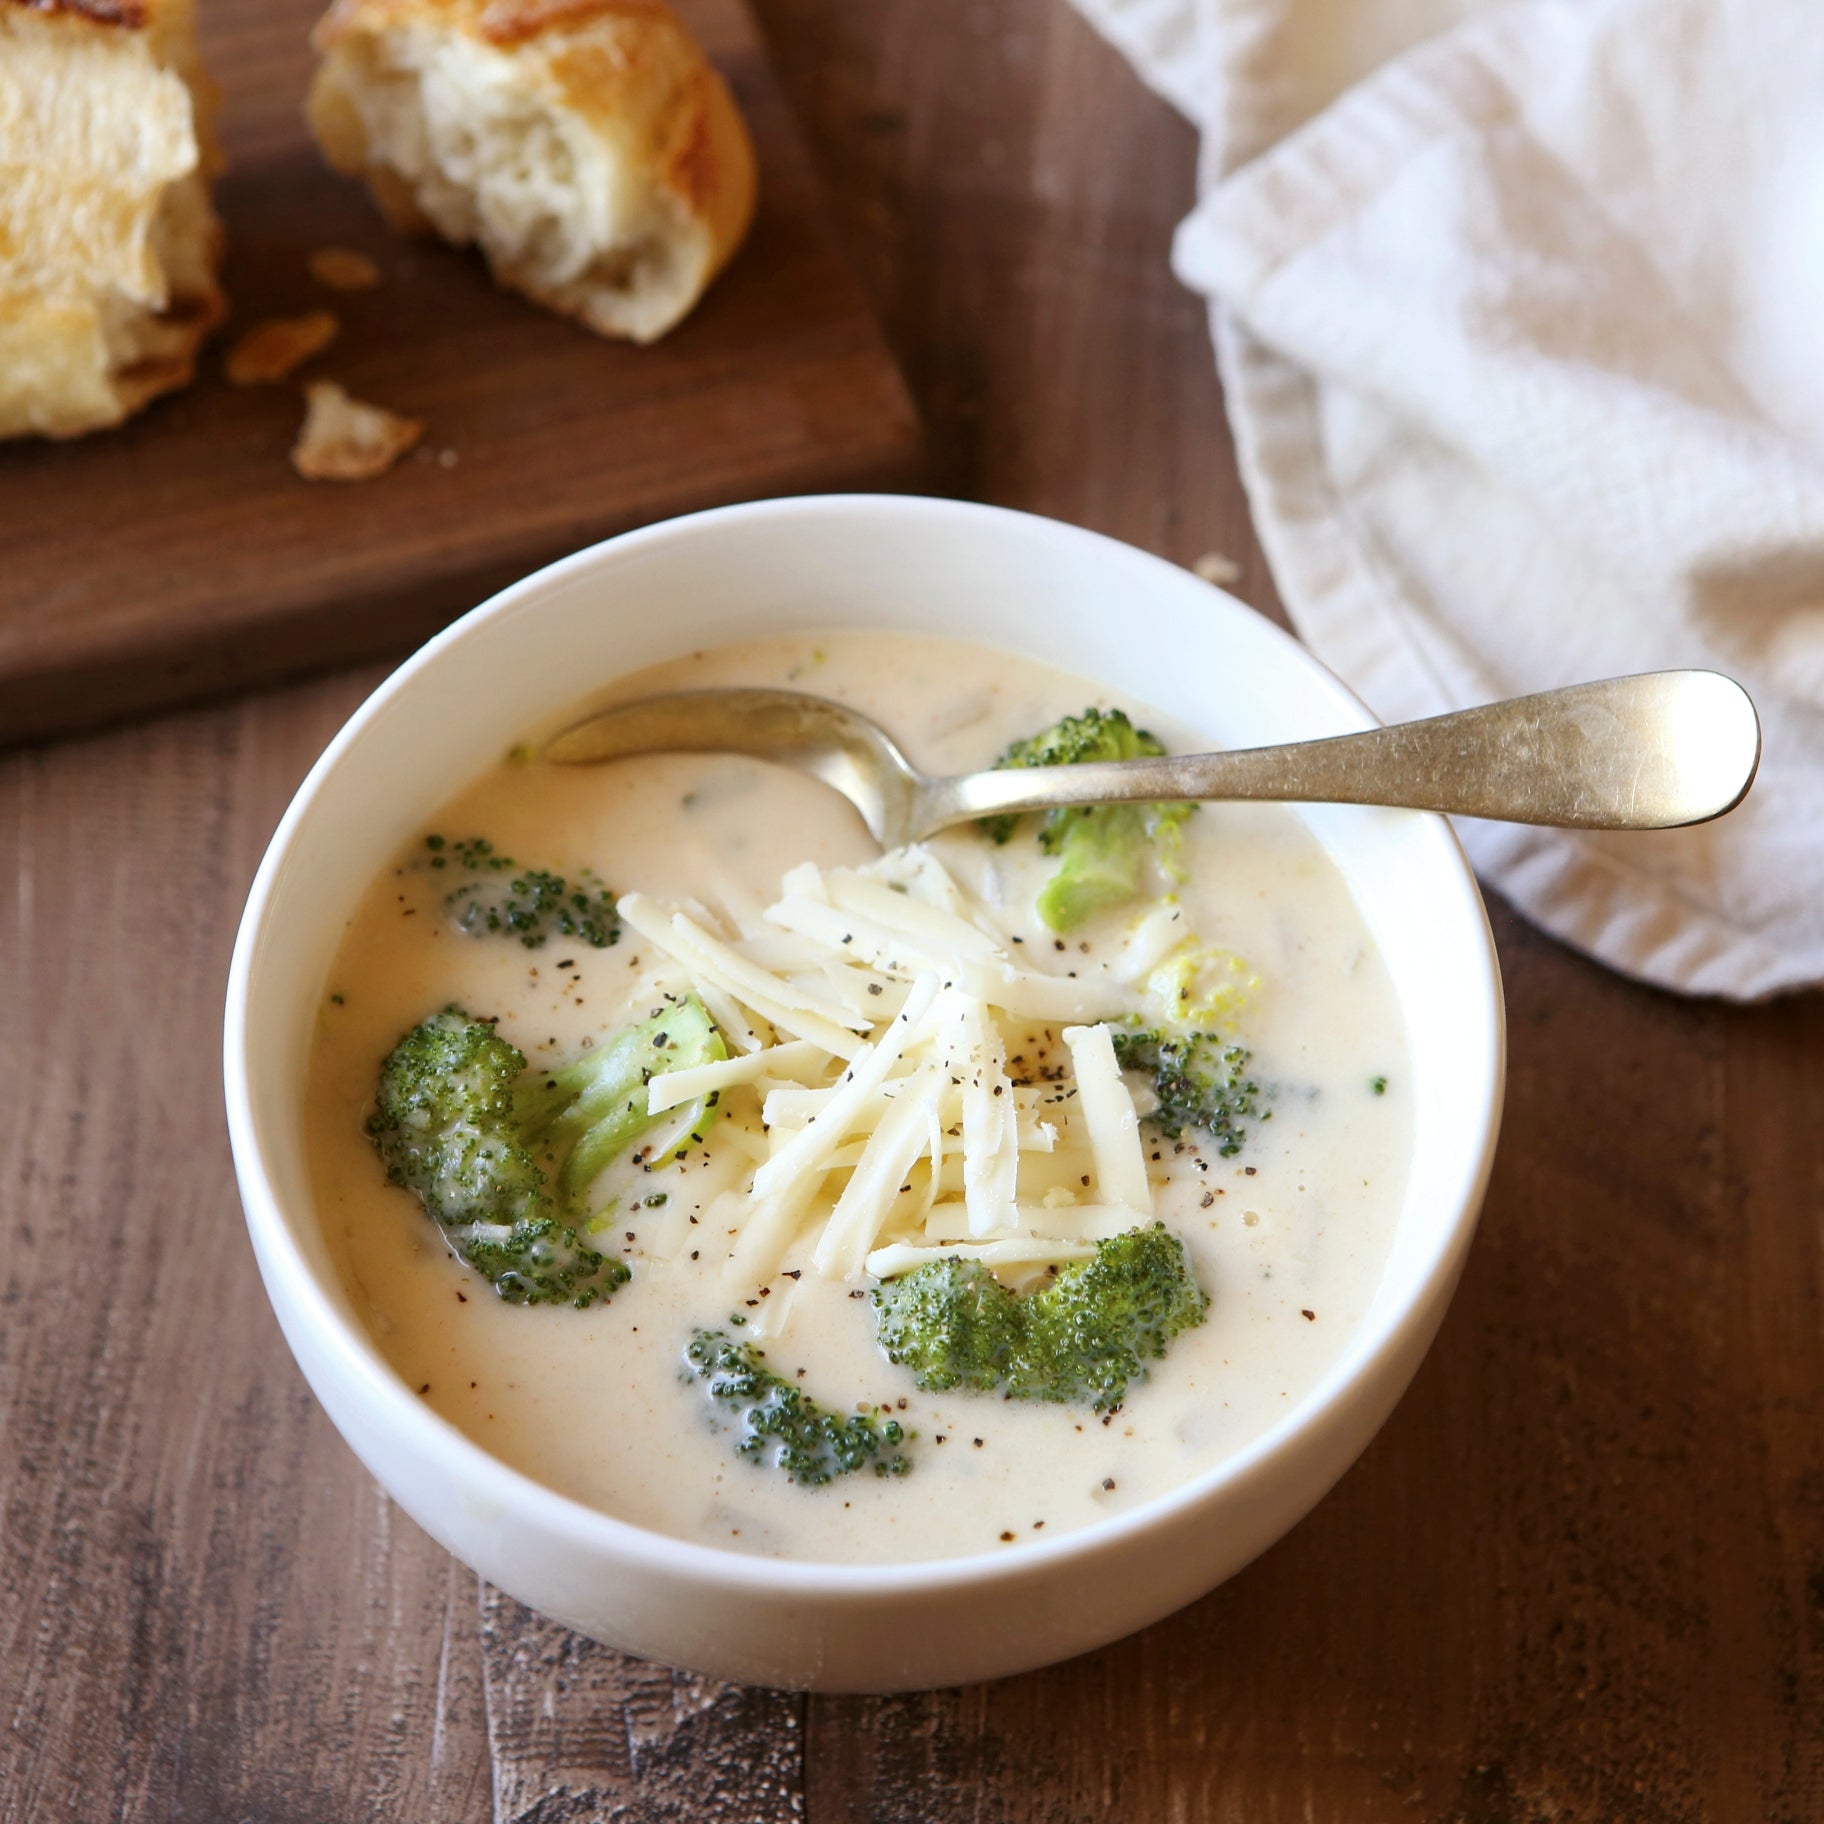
[307,631,1410,1563]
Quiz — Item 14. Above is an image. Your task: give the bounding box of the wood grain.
[2,0,1821,1819]
[0,0,919,747]
[478,1586,803,1823]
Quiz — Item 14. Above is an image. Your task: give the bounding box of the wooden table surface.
[4,2,1821,1819]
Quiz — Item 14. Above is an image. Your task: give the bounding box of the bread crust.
[307,0,756,342]
[16,0,152,29]
[0,0,225,439]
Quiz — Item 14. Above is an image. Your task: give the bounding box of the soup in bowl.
[225,495,1503,1691]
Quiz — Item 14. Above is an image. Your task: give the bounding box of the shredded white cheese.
[866,1237,1098,1278]
[622,849,1171,1288]
[811,1086,940,1279]
[646,1039,823,1115]
[617,895,868,1056]
[1060,1023,1153,1216]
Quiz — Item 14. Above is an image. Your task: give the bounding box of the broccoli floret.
[1140,939,1258,1035]
[871,1224,1208,1412]
[977,708,1193,933]
[514,992,727,1202]
[366,996,726,1306]
[685,1329,913,1486]
[1112,1026,1261,1159]
[426,835,619,949]
[873,1255,1023,1396]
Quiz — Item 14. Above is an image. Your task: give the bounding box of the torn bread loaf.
[306,0,757,344]
[0,0,225,439]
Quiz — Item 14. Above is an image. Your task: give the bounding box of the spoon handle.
[928,672,1761,833]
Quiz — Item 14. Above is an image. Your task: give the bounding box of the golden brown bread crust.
[473,0,674,45]
[306,0,756,343]
[11,0,152,28]
[0,0,225,439]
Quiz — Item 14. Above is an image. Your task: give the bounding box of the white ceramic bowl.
[225,495,1504,1693]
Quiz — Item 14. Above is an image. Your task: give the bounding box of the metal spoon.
[544,671,1761,849]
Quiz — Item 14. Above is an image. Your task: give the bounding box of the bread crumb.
[226,312,340,384]
[1193,551,1242,586]
[292,381,423,481]
[309,247,383,292]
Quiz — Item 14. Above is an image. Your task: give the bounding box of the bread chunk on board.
[0,0,225,440]
[306,0,757,344]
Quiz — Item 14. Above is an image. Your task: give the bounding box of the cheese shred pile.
[613,847,1198,1290]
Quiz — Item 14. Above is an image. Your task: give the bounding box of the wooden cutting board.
[0,0,920,747]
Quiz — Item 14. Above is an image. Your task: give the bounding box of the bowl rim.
[224,492,1505,1601]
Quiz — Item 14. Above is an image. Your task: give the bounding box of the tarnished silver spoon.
[544,672,1761,849]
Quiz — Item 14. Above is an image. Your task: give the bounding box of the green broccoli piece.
[685,1329,913,1486]
[977,708,1193,933]
[366,996,726,1306]
[871,1224,1208,1413]
[514,992,727,1203]
[1111,1027,1262,1159]
[426,835,619,949]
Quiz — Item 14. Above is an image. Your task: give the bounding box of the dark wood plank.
[0,673,494,1823]
[0,0,919,747]
[478,1586,804,1823]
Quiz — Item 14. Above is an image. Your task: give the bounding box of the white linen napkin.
[1071,0,1824,997]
